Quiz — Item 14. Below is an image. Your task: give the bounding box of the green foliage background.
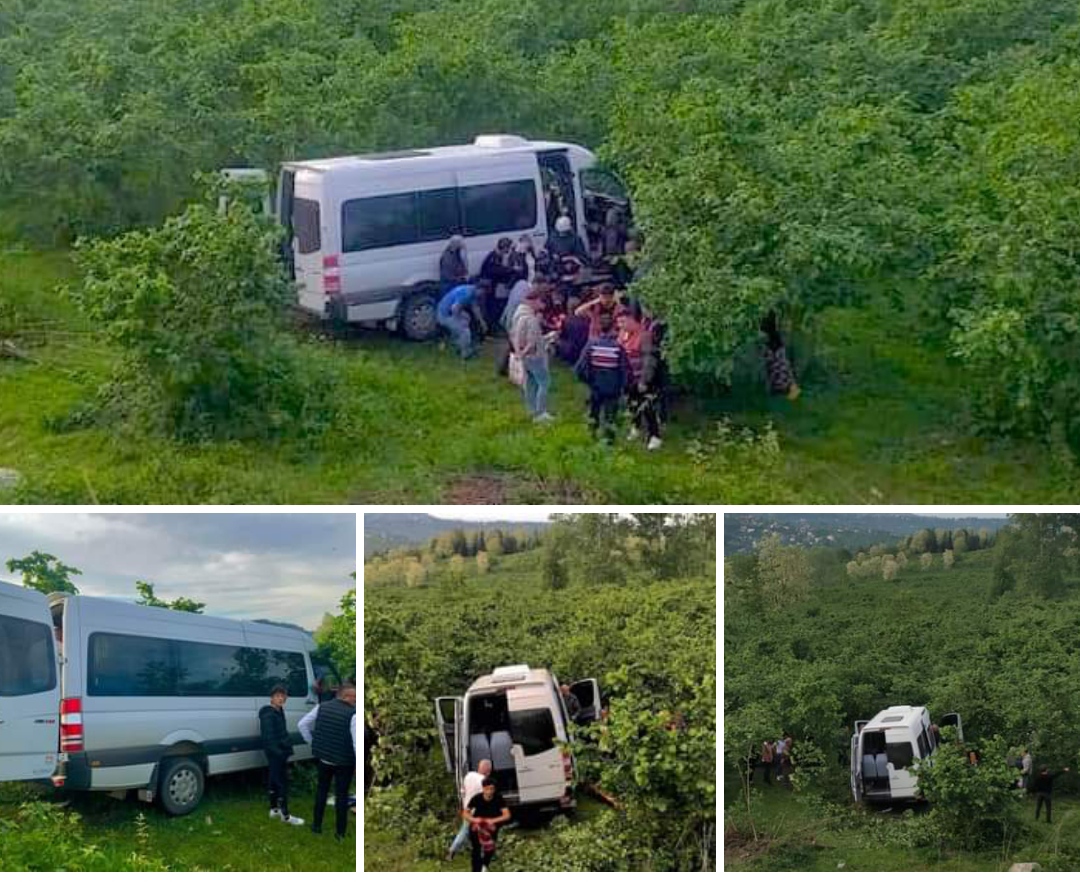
[3,0,1080,441]
[725,516,1080,868]
[364,515,716,871]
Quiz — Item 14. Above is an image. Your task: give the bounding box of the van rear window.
[292,198,321,254]
[886,742,914,770]
[0,613,56,697]
[509,707,556,757]
[88,633,308,698]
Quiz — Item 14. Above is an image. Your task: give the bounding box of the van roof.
[47,592,313,645]
[281,134,584,174]
[864,705,926,730]
[469,665,553,692]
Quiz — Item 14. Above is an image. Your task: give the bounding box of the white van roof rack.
[491,664,531,683]
[474,134,530,149]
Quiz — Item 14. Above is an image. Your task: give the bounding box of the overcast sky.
[0,514,355,630]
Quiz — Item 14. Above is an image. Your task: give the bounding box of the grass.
[2,246,1078,502]
[724,774,1080,871]
[0,766,356,871]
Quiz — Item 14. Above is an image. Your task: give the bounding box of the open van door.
[850,720,868,803]
[0,580,61,782]
[434,696,462,774]
[940,712,963,742]
[568,679,601,724]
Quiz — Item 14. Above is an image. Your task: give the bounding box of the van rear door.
[434,696,462,774]
[568,679,601,724]
[850,720,868,802]
[939,712,963,742]
[0,581,60,782]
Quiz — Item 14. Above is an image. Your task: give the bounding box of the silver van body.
[435,665,600,813]
[0,581,329,814]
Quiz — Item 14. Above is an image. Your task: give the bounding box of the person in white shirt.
[446,759,493,861]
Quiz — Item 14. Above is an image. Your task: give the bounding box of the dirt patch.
[442,472,593,504]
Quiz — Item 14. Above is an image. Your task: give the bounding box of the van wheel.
[158,757,204,816]
[401,292,438,341]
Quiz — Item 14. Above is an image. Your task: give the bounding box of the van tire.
[158,757,205,816]
[400,291,439,341]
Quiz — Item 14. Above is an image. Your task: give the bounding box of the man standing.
[463,778,512,873]
[299,684,356,841]
[259,684,304,826]
[446,759,493,861]
[512,289,554,423]
[1033,765,1070,823]
[760,739,775,786]
[574,311,629,445]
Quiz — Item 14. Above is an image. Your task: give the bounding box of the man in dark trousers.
[1033,764,1070,823]
[259,684,305,826]
[575,310,629,444]
[299,683,356,841]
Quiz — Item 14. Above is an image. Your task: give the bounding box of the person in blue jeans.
[438,280,490,359]
[512,289,554,422]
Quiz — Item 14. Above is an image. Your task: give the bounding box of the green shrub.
[68,199,337,440]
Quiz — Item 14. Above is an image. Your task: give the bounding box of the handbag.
[508,351,525,386]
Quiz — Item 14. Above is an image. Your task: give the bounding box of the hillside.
[365,525,716,872]
[364,513,548,557]
[724,544,1080,871]
[724,514,1004,555]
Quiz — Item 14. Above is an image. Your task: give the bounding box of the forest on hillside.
[3,0,1080,445]
[724,514,1080,871]
[364,514,716,871]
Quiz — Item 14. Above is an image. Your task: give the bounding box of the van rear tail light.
[60,697,84,752]
[562,753,573,780]
[322,254,339,269]
[322,254,341,294]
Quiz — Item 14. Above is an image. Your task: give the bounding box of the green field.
[725,537,1080,871]
[2,247,1076,503]
[0,767,355,871]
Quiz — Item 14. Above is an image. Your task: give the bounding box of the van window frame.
[886,741,915,770]
[508,705,557,757]
[459,179,537,238]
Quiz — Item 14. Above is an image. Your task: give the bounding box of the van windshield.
[509,707,556,756]
[0,613,56,697]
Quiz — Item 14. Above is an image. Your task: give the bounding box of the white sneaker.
[282,814,305,826]
[269,808,282,820]
[534,412,555,423]
[647,436,663,451]
[627,426,640,441]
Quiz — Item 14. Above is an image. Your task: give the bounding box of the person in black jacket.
[300,684,356,841]
[259,684,304,826]
[574,311,629,444]
[1033,765,1070,823]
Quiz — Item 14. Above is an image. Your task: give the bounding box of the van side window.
[342,193,416,252]
[0,613,56,697]
[886,742,914,770]
[90,633,179,696]
[417,188,461,240]
[460,180,537,236]
[88,633,307,697]
[509,707,556,757]
[917,727,930,759]
[292,198,321,254]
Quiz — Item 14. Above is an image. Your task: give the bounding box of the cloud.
[0,514,355,630]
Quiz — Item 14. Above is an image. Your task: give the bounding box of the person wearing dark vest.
[574,310,629,444]
[259,684,304,826]
[299,683,356,841]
